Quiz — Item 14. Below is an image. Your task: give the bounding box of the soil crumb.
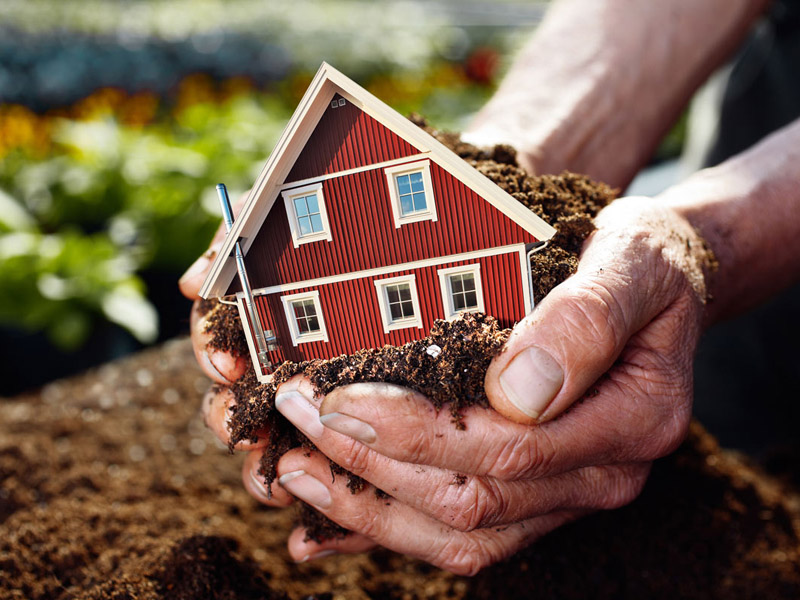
[1,342,798,599]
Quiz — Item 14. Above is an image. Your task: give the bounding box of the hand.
[179,194,251,387]
[232,197,711,574]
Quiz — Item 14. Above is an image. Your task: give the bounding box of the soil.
[1,339,799,599]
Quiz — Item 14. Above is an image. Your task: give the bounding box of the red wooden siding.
[286,94,419,183]
[229,161,536,295]
[243,250,526,370]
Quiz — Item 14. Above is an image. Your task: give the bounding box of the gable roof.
[199,62,556,299]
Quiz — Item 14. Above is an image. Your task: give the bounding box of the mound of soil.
[1,339,799,599]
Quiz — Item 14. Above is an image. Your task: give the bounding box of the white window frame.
[384,159,438,228]
[280,290,329,346]
[281,182,333,248]
[373,274,423,333]
[437,264,485,319]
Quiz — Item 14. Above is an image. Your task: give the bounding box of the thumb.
[485,274,636,425]
[485,198,703,425]
[178,189,249,300]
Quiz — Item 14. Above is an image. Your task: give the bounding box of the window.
[280,291,328,346]
[395,171,427,215]
[281,182,332,248]
[292,298,320,334]
[385,282,415,321]
[384,159,437,228]
[437,264,485,319]
[293,193,324,236]
[374,275,423,333]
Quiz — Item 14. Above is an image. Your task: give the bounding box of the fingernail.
[249,468,271,501]
[275,391,324,438]
[499,346,564,420]
[202,350,232,384]
[319,413,377,444]
[279,470,332,509]
[297,549,338,563]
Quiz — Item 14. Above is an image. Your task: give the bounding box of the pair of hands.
[179,196,709,575]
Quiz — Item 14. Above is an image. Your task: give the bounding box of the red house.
[199,63,555,383]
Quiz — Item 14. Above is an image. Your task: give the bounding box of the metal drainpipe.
[216,184,275,370]
[527,240,549,310]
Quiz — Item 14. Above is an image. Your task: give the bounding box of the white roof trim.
[199,62,556,299]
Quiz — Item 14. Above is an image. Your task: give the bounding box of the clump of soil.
[200,299,249,358]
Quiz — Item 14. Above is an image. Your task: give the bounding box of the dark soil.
[1,340,798,598]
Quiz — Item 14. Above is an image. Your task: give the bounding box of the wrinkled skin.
[180,197,710,574]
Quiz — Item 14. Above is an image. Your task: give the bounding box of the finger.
[291,384,650,529]
[202,386,268,451]
[287,527,376,563]
[242,448,294,507]
[318,381,546,478]
[315,335,688,479]
[191,300,249,385]
[179,191,249,299]
[179,242,223,299]
[317,397,650,531]
[486,198,701,424]
[276,448,582,576]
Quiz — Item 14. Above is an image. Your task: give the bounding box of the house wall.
[239,248,527,375]
[286,93,420,183]
[230,161,536,295]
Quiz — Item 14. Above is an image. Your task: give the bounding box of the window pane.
[307,316,320,332]
[389,302,403,320]
[298,215,312,236]
[398,283,411,301]
[306,193,319,214]
[309,213,324,232]
[293,197,308,217]
[400,194,414,215]
[450,275,463,293]
[400,300,415,318]
[461,273,476,292]
[453,293,466,311]
[297,317,309,333]
[465,290,478,308]
[396,174,411,195]
[302,299,317,316]
[293,302,305,319]
[412,192,427,211]
[386,285,399,303]
[409,171,424,189]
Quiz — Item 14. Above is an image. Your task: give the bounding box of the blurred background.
[0,0,688,396]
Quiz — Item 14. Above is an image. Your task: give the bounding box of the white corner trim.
[519,247,533,315]
[383,159,437,228]
[281,182,333,248]
[436,263,485,320]
[279,290,329,346]
[373,274,423,333]
[235,295,267,380]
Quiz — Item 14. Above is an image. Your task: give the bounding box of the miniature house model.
[200,63,555,382]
